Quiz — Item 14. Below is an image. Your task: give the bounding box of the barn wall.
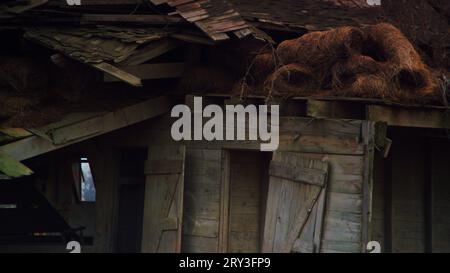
[182,148,222,253]
[101,113,374,253]
[431,139,450,252]
[371,152,386,252]
[370,130,450,253]
[391,137,426,253]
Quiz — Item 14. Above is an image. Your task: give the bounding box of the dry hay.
[364,23,437,97]
[263,63,320,98]
[247,52,277,85]
[333,73,390,98]
[276,26,365,82]
[246,23,439,102]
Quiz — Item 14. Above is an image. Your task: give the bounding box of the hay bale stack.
[331,54,391,98]
[365,23,437,97]
[248,23,438,101]
[276,27,365,81]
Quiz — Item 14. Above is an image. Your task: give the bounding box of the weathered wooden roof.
[2,0,382,40]
[150,0,256,41]
[22,25,207,86]
[229,0,381,31]
[25,26,175,64]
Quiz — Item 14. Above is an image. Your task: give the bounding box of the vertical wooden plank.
[182,148,222,253]
[371,152,386,252]
[361,121,375,252]
[262,176,282,253]
[218,149,230,253]
[384,152,393,253]
[313,187,327,252]
[87,145,120,253]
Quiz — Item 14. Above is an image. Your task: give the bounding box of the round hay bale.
[247,53,277,85]
[341,73,390,98]
[275,26,365,90]
[392,67,437,96]
[365,23,421,68]
[276,38,302,66]
[276,26,365,68]
[265,63,320,98]
[392,67,438,99]
[332,55,383,89]
[364,23,437,96]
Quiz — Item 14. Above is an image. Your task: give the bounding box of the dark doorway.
[115,148,147,253]
[228,151,272,253]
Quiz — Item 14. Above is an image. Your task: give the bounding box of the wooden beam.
[121,39,179,66]
[61,0,145,4]
[361,121,376,252]
[0,96,172,161]
[218,150,230,253]
[307,99,365,119]
[80,14,184,24]
[6,0,48,14]
[104,63,185,82]
[366,105,450,129]
[0,152,33,178]
[94,62,142,87]
[0,128,33,143]
[269,161,327,186]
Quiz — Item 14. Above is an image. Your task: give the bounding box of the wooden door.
[262,152,329,253]
[141,145,185,253]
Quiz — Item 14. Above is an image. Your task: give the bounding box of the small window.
[72,157,96,202]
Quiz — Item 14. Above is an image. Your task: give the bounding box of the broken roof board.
[150,0,255,41]
[0,96,171,162]
[23,26,193,86]
[24,26,174,64]
[229,0,381,31]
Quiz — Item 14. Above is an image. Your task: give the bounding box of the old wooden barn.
[0,0,449,253]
